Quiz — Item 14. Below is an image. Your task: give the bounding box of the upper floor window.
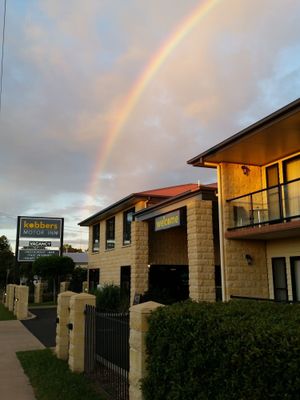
[123,208,135,245]
[106,217,115,250]
[92,223,100,252]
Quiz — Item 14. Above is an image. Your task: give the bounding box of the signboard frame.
[154,209,181,232]
[16,216,64,263]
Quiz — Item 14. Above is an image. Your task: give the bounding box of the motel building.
[188,98,300,302]
[79,183,221,304]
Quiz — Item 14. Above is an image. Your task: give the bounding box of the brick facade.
[220,163,269,300]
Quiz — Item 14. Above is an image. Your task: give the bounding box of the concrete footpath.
[0,320,45,400]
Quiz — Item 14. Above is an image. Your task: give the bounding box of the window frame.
[106,216,115,250]
[123,207,135,246]
[92,223,100,252]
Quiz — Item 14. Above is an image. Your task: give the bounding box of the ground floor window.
[272,258,288,301]
[291,257,300,302]
[88,268,100,291]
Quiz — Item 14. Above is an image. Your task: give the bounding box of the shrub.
[93,284,129,312]
[142,300,300,400]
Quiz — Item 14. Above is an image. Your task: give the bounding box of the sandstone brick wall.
[187,199,216,302]
[220,163,269,300]
[86,201,147,288]
[131,220,149,302]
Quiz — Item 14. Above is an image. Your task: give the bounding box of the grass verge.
[0,302,16,320]
[17,349,103,400]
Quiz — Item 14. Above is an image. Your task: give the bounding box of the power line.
[0,0,7,115]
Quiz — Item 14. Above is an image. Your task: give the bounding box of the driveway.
[21,307,57,348]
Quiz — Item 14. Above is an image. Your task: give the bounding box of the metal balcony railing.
[227,177,300,230]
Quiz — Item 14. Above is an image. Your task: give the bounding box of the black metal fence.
[84,305,129,400]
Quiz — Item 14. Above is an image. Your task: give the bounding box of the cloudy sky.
[0,0,300,251]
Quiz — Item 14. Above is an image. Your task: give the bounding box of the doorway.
[291,257,300,302]
[148,265,189,303]
[88,268,100,291]
[272,258,288,302]
[120,266,131,301]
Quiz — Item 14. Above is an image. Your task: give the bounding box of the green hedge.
[142,301,300,400]
[92,284,129,312]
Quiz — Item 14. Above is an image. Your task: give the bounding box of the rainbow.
[84,0,219,213]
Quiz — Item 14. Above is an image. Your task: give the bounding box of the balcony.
[226,178,300,240]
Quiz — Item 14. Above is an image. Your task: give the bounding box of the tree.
[32,255,75,300]
[63,244,83,253]
[0,235,15,288]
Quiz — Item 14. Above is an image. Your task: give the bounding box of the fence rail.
[84,305,129,400]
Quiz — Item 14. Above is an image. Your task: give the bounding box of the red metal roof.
[79,182,217,226]
[137,183,200,197]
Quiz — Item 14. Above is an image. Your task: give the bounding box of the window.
[283,155,300,219]
[266,163,281,221]
[123,208,135,245]
[92,223,100,252]
[272,257,288,301]
[106,217,115,249]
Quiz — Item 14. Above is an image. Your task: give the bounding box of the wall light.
[245,254,253,266]
[241,165,250,176]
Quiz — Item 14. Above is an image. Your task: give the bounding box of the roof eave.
[187,97,300,167]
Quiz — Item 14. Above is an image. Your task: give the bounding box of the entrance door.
[283,156,300,218]
[272,258,288,301]
[291,257,300,302]
[266,164,281,221]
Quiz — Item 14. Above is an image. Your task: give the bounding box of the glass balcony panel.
[231,196,251,227]
[228,178,300,229]
[251,191,269,225]
[283,179,300,219]
[266,187,281,222]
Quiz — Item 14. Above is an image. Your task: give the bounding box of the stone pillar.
[68,293,96,373]
[187,200,215,302]
[129,301,163,400]
[14,286,29,320]
[6,284,16,310]
[131,221,149,304]
[55,291,76,360]
[60,281,70,293]
[34,282,44,303]
[82,281,88,293]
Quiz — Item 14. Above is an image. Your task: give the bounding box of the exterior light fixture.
[241,165,250,176]
[245,254,253,266]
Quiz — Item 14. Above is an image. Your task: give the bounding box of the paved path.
[0,320,44,400]
[22,308,57,347]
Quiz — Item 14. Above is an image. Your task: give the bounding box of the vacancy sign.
[16,216,64,262]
